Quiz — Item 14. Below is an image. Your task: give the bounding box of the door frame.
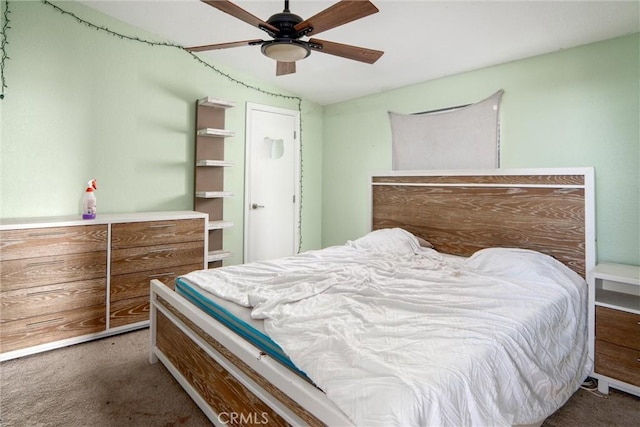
[243,102,301,263]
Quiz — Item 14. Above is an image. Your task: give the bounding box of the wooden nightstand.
[589,262,640,396]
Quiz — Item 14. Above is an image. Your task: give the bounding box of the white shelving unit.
[196,160,234,167]
[197,128,236,138]
[194,96,236,268]
[195,191,234,199]
[208,220,234,230]
[589,262,640,397]
[198,96,235,109]
[593,263,640,313]
[208,249,234,263]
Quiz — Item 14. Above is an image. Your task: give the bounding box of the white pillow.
[347,228,422,255]
[465,247,583,284]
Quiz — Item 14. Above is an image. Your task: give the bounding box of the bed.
[149,168,596,426]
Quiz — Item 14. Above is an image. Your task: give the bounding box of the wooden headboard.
[371,168,595,278]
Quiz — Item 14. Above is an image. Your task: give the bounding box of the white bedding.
[181,228,592,426]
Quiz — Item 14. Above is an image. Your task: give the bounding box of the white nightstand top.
[592,262,640,285]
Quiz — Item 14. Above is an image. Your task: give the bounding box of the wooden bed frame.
[150,168,595,427]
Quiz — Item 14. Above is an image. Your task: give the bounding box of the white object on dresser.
[588,262,640,396]
[0,211,207,361]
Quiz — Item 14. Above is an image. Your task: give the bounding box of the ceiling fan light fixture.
[261,40,310,62]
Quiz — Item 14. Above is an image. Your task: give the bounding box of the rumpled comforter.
[181,228,592,426]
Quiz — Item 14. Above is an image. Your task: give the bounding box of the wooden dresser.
[0,211,207,361]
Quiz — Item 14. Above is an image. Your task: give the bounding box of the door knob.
[251,203,265,209]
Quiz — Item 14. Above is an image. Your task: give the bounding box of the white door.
[244,103,300,263]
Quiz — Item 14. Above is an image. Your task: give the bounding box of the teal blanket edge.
[175,277,307,378]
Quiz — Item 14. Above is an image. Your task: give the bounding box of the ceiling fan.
[186,0,384,76]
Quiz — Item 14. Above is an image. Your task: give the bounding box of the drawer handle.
[148,224,175,229]
[26,288,64,296]
[27,317,64,328]
[148,272,176,279]
[26,260,64,268]
[27,231,67,237]
[148,248,176,254]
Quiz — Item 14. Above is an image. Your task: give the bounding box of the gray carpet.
[0,329,210,426]
[1,329,638,426]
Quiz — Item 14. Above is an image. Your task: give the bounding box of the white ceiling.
[80,0,639,106]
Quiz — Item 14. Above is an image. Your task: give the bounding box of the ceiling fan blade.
[276,61,296,76]
[294,1,379,37]
[186,39,263,52]
[308,38,383,64]
[200,0,279,34]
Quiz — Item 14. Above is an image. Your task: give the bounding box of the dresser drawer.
[596,306,640,350]
[111,219,204,249]
[110,297,150,328]
[110,263,202,303]
[0,225,107,261]
[595,339,640,387]
[1,278,106,323]
[0,251,107,292]
[0,305,106,353]
[110,241,204,276]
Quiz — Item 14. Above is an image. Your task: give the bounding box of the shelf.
[195,191,233,199]
[196,160,234,167]
[208,249,232,262]
[198,97,236,109]
[195,96,234,270]
[208,220,234,230]
[593,262,640,315]
[197,128,235,138]
[595,289,640,314]
[592,262,640,285]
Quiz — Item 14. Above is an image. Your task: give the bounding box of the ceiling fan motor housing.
[267,11,304,38]
[261,9,311,62]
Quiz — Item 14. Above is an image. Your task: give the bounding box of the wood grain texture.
[109,297,150,328]
[110,241,204,276]
[372,174,585,185]
[110,263,201,302]
[0,225,107,261]
[0,305,106,353]
[158,296,326,427]
[596,306,640,350]
[0,251,107,292]
[156,311,289,427]
[1,278,105,323]
[372,184,586,277]
[111,219,204,249]
[595,340,640,387]
[110,218,204,327]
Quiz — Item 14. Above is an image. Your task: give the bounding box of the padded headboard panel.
[371,168,595,278]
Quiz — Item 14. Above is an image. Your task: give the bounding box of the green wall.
[0,0,324,262]
[322,34,640,265]
[3,2,639,266]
